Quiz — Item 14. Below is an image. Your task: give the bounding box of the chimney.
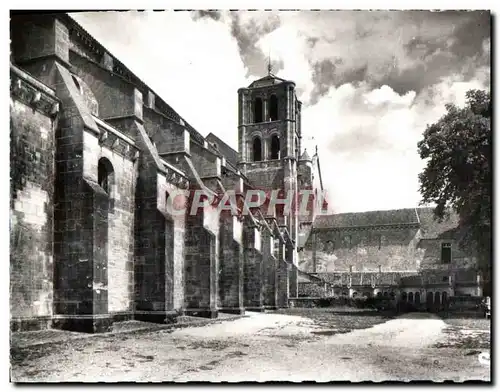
[378,265,382,273]
[349,265,353,273]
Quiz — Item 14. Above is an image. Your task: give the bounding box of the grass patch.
[442,317,490,331]
[434,317,490,349]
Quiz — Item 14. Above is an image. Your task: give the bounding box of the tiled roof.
[248,73,289,88]
[205,133,239,166]
[313,208,420,229]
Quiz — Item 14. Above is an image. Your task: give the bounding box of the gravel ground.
[10,310,491,383]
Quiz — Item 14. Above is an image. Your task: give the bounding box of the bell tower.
[236,69,303,268]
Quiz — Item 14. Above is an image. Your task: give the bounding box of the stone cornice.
[163,167,190,190]
[10,65,60,117]
[96,125,140,162]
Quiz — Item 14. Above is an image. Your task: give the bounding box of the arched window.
[415,292,421,304]
[269,94,278,121]
[434,292,441,306]
[98,157,114,194]
[252,137,262,162]
[254,97,263,123]
[408,292,414,303]
[270,134,280,159]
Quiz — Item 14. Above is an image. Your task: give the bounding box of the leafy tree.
[417,89,491,293]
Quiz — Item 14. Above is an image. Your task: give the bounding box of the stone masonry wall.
[243,225,264,310]
[82,131,136,314]
[156,172,187,313]
[419,239,477,270]
[219,214,244,312]
[262,232,277,308]
[301,227,422,273]
[133,146,166,315]
[69,52,135,128]
[10,95,56,321]
[245,162,283,191]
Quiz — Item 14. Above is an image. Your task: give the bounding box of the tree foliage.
[417,89,491,277]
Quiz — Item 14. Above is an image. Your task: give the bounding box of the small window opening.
[98,157,114,194]
[270,134,280,160]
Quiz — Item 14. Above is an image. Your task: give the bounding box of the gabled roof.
[248,73,290,88]
[205,133,239,167]
[314,208,420,230]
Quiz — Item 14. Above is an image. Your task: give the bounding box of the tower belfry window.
[270,134,280,160]
[269,94,278,121]
[254,97,263,123]
[253,137,262,162]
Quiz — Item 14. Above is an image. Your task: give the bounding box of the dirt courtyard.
[11,309,491,382]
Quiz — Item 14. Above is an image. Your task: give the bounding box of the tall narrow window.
[254,97,263,123]
[408,292,414,303]
[252,137,262,162]
[269,94,278,121]
[441,242,452,264]
[270,134,280,160]
[344,235,352,249]
[98,157,114,194]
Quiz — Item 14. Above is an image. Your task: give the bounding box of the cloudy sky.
[71,10,490,213]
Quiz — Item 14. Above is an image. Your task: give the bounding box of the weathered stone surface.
[10,92,56,322]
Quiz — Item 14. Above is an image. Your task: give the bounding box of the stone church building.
[10,13,483,333]
[10,13,325,332]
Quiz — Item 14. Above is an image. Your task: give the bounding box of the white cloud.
[256,24,314,101]
[72,11,250,150]
[71,11,490,214]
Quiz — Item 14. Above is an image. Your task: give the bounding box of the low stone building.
[299,208,484,310]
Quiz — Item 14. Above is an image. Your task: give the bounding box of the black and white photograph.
[8,7,492,383]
